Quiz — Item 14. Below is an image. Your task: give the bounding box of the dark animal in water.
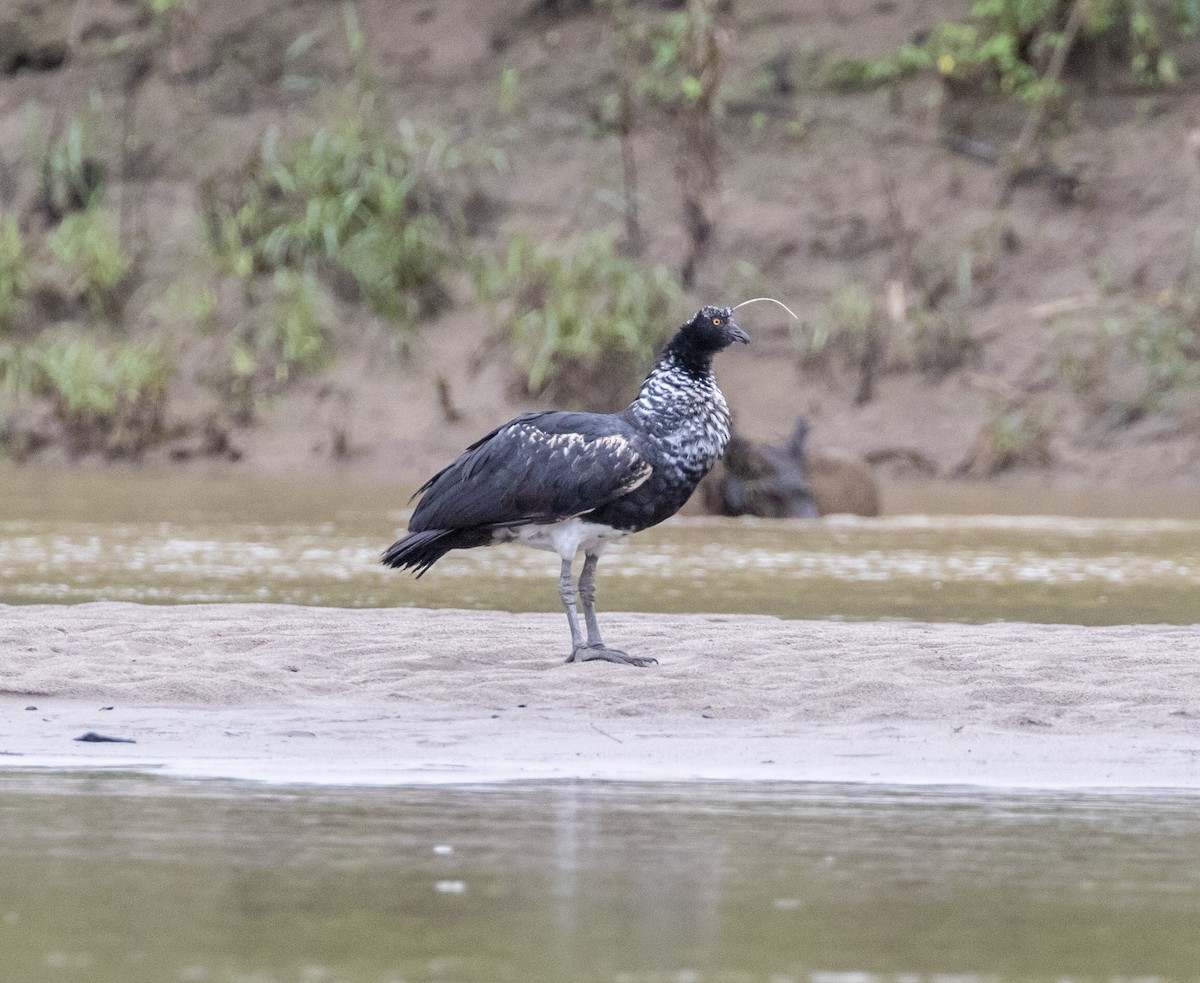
[703,419,881,519]
[704,419,820,519]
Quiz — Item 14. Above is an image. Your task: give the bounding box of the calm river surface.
[5,467,1200,982]
[2,467,1199,623]
[4,773,1200,983]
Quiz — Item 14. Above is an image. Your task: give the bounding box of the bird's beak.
[727,320,750,345]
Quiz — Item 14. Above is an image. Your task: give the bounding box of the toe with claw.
[567,644,658,667]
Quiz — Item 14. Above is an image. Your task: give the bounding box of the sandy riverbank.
[2,603,1198,789]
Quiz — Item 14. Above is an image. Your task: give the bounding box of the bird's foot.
[566,644,658,668]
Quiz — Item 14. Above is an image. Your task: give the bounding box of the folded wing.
[409,411,652,533]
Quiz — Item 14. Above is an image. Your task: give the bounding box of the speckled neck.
[629,352,732,478]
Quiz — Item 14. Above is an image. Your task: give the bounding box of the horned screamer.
[382,299,796,666]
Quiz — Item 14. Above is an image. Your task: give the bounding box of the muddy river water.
[4,773,1200,983]
[2,468,1200,623]
[3,467,1199,983]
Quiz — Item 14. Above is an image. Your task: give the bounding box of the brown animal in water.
[702,419,880,518]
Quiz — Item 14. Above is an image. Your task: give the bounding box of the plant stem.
[677,0,720,288]
[998,0,1088,206]
[617,76,643,254]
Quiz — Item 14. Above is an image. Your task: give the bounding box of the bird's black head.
[677,305,750,353]
[662,304,749,378]
[663,298,794,377]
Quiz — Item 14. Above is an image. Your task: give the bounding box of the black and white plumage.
[382,304,750,666]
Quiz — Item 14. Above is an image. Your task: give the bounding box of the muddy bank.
[5,1,1200,487]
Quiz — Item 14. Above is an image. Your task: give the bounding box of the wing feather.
[409,412,651,532]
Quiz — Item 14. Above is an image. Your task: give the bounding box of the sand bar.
[2,602,1199,790]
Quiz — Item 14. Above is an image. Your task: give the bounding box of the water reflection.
[2,774,1199,983]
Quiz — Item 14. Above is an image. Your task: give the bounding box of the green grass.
[47,208,132,320]
[213,270,335,426]
[821,44,930,92]
[0,339,41,404]
[977,404,1053,474]
[204,116,492,330]
[38,115,106,221]
[253,270,333,380]
[799,284,877,369]
[477,229,680,410]
[906,306,977,378]
[10,331,175,456]
[1127,294,1200,410]
[797,282,976,401]
[823,0,1200,98]
[1051,287,1200,426]
[0,215,30,335]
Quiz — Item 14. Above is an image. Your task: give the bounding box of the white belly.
[510,518,629,559]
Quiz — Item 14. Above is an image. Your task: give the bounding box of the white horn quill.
[730,297,799,319]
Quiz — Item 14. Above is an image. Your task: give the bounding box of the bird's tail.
[380,528,489,578]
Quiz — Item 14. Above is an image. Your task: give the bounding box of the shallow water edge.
[4,468,1200,624]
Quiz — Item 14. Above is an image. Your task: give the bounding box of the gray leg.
[579,550,604,647]
[558,557,584,651]
[566,550,657,667]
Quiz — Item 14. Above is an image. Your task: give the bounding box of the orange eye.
[712,317,723,325]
